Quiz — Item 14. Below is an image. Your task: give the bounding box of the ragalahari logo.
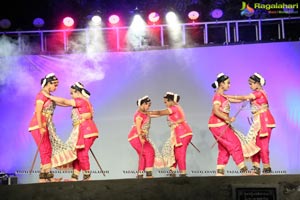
[240,2,255,17]
[241,1,299,16]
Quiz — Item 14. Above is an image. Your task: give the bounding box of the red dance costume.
[208,93,245,170]
[164,105,193,172]
[249,90,276,167]
[29,92,54,171]
[128,111,155,173]
[72,98,99,174]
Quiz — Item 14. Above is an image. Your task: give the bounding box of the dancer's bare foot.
[83,173,91,181]
[49,177,63,182]
[38,178,49,183]
[216,169,225,176]
[64,178,78,182]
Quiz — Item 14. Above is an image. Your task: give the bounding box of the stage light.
[130,14,146,33]
[91,15,102,26]
[165,11,182,47]
[108,14,120,25]
[166,11,180,28]
[63,17,74,27]
[0,19,12,29]
[166,12,178,23]
[33,18,45,28]
[210,9,224,19]
[128,14,147,48]
[148,12,160,24]
[188,11,200,21]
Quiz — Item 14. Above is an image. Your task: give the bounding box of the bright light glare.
[148,12,160,23]
[63,17,74,27]
[127,14,147,48]
[108,15,120,25]
[91,15,102,26]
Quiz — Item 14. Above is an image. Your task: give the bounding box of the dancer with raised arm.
[128,96,164,179]
[225,73,276,175]
[150,92,193,177]
[44,82,99,181]
[208,73,249,176]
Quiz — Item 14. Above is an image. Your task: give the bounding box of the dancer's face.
[70,88,80,98]
[163,98,173,107]
[248,79,259,91]
[141,102,151,111]
[221,78,231,91]
[48,80,59,92]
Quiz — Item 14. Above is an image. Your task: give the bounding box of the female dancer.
[128,96,157,179]
[44,82,99,181]
[225,73,276,175]
[28,73,64,182]
[208,73,249,176]
[150,92,193,177]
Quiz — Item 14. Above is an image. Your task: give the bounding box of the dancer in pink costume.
[150,92,193,177]
[44,82,99,181]
[225,73,276,175]
[29,73,63,183]
[208,73,250,176]
[128,96,164,179]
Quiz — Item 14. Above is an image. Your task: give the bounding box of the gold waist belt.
[42,111,53,118]
[252,107,269,116]
[72,118,91,126]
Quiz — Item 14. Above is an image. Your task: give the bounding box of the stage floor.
[1,175,300,200]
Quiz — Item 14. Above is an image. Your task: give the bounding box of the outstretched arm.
[148,109,171,118]
[43,91,75,107]
[225,93,255,102]
[226,97,244,103]
[49,96,75,107]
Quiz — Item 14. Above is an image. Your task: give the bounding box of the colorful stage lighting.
[188,11,200,21]
[166,12,178,22]
[63,17,74,27]
[91,15,102,26]
[210,9,224,19]
[0,19,11,29]
[148,12,160,24]
[108,15,120,25]
[33,18,45,28]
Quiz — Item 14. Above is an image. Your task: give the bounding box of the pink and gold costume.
[162,105,193,172]
[29,92,78,170]
[208,93,247,169]
[72,98,99,173]
[128,111,155,172]
[248,90,276,166]
[29,92,53,171]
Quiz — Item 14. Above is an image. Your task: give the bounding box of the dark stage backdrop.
[1,40,300,184]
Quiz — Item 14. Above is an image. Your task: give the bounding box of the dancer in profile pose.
[44,82,99,181]
[128,96,156,179]
[208,73,249,176]
[225,73,276,175]
[150,92,193,177]
[29,73,63,183]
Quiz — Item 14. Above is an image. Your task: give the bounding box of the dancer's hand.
[40,127,46,134]
[139,135,146,144]
[225,117,235,124]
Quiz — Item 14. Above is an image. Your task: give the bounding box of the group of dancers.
[28,72,275,182]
